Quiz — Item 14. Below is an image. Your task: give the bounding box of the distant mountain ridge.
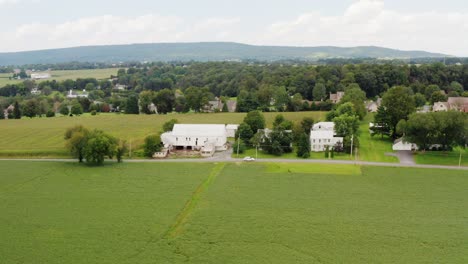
[0,42,449,66]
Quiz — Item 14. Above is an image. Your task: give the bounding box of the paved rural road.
[1,158,467,171]
[395,150,416,165]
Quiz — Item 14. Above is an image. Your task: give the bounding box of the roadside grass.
[414,147,468,166]
[0,68,118,86]
[0,112,326,157]
[1,161,467,263]
[358,114,399,163]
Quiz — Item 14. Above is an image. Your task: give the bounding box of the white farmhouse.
[310,122,343,152]
[161,124,228,152]
[392,138,418,151]
[225,124,239,138]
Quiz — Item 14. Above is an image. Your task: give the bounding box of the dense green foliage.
[381,86,416,138]
[65,125,119,165]
[162,119,178,132]
[1,61,467,117]
[143,134,162,157]
[400,111,467,150]
[1,161,467,263]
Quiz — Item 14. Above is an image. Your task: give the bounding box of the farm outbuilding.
[225,124,239,138]
[392,138,418,151]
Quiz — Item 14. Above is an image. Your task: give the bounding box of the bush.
[143,134,162,158]
[46,111,55,118]
[91,110,97,116]
[233,140,246,155]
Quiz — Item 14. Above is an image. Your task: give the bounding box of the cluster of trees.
[397,112,467,151]
[324,85,365,151]
[65,125,127,165]
[234,110,315,158]
[2,61,468,117]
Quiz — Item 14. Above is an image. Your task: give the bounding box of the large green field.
[0,161,467,263]
[0,112,326,157]
[0,68,118,87]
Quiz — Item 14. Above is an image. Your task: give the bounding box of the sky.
[0,0,467,56]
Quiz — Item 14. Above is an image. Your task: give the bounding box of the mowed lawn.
[415,148,468,166]
[0,161,467,263]
[0,68,118,86]
[358,114,398,163]
[0,112,326,157]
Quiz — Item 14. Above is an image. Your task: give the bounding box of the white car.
[243,156,256,162]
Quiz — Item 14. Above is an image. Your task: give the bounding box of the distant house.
[67,89,89,99]
[3,105,14,119]
[206,99,222,112]
[310,122,343,152]
[447,97,468,112]
[330,92,345,104]
[433,97,468,112]
[30,72,51,80]
[433,102,449,112]
[224,100,237,113]
[114,84,127,91]
[161,124,228,153]
[204,98,237,113]
[225,124,239,138]
[366,97,382,113]
[31,87,41,95]
[392,138,418,151]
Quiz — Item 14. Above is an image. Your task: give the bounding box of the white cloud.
[0,0,20,5]
[2,0,468,56]
[259,0,468,56]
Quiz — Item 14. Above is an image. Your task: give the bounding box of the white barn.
[161,124,228,152]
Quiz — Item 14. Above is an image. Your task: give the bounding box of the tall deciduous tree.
[65,125,90,163]
[243,110,265,134]
[84,130,118,165]
[13,101,21,119]
[125,95,139,114]
[296,133,311,158]
[312,83,326,101]
[382,86,416,138]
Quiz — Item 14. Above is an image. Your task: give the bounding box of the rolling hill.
[0,42,448,65]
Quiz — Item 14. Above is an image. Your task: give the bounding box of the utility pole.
[129,140,132,158]
[237,133,241,158]
[256,144,258,160]
[350,135,354,158]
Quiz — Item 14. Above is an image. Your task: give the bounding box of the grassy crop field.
[0,161,467,263]
[0,68,118,87]
[0,112,326,157]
